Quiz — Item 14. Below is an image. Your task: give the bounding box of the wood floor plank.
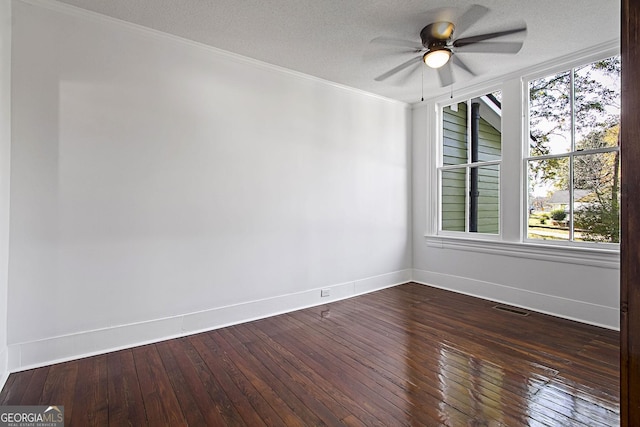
[531,382,619,426]
[213,329,310,427]
[178,336,248,426]
[259,314,424,426]
[39,362,78,424]
[189,333,268,426]
[106,350,147,427]
[154,340,209,427]
[132,345,185,426]
[358,287,612,384]
[293,300,546,406]
[0,369,32,405]
[161,337,233,426]
[274,312,476,426]
[11,366,50,406]
[221,326,338,426]
[289,305,538,426]
[69,355,109,427]
[236,323,351,425]
[0,283,620,426]
[198,331,287,426]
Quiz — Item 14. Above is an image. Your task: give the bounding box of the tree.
[574,197,620,243]
[572,125,620,242]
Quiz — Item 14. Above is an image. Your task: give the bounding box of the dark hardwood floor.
[0,282,619,426]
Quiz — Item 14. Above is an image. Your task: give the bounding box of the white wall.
[412,75,620,330]
[7,0,411,369]
[0,0,11,387]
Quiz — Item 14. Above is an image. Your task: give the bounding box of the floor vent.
[493,305,530,316]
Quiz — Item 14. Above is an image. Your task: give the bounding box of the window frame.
[522,54,621,249]
[423,42,620,265]
[437,93,503,239]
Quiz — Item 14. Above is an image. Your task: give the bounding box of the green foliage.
[550,125,619,191]
[551,210,567,221]
[572,126,620,242]
[575,198,620,243]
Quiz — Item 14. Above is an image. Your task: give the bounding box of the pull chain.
[421,66,424,102]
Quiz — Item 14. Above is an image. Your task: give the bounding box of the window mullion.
[569,68,576,242]
[466,99,472,233]
[440,160,501,171]
[465,167,470,233]
[524,146,618,162]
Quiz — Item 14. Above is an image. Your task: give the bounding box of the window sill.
[424,235,620,269]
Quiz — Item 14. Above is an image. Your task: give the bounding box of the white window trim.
[424,235,619,269]
[423,41,621,265]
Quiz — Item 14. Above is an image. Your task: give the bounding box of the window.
[526,56,621,245]
[439,92,502,235]
[428,48,620,262]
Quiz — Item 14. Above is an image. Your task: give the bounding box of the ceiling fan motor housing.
[420,22,455,49]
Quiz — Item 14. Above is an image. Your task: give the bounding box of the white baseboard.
[412,268,619,330]
[7,269,412,372]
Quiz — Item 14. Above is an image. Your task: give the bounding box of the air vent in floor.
[493,305,530,316]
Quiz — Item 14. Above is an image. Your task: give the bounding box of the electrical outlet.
[321,288,331,297]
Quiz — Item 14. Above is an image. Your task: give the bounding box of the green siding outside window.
[441,96,502,235]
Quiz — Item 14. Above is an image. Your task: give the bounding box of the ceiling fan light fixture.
[423,48,451,69]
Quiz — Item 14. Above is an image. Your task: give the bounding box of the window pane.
[472,93,502,162]
[441,169,466,231]
[574,57,621,145]
[443,102,468,166]
[528,71,572,156]
[475,164,500,234]
[573,152,621,243]
[440,91,502,236]
[441,166,500,234]
[576,124,620,151]
[527,158,569,241]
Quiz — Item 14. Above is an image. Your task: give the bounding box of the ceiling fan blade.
[395,60,424,86]
[437,61,455,87]
[454,41,524,54]
[454,4,490,38]
[370,36,423,51]
[453,26,527,47]
[452,55,476,76]
[374,56,423,81]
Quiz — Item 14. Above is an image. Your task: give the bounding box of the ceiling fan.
[371,5,527,87]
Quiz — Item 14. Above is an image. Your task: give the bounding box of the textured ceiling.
[53,0,620,104]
